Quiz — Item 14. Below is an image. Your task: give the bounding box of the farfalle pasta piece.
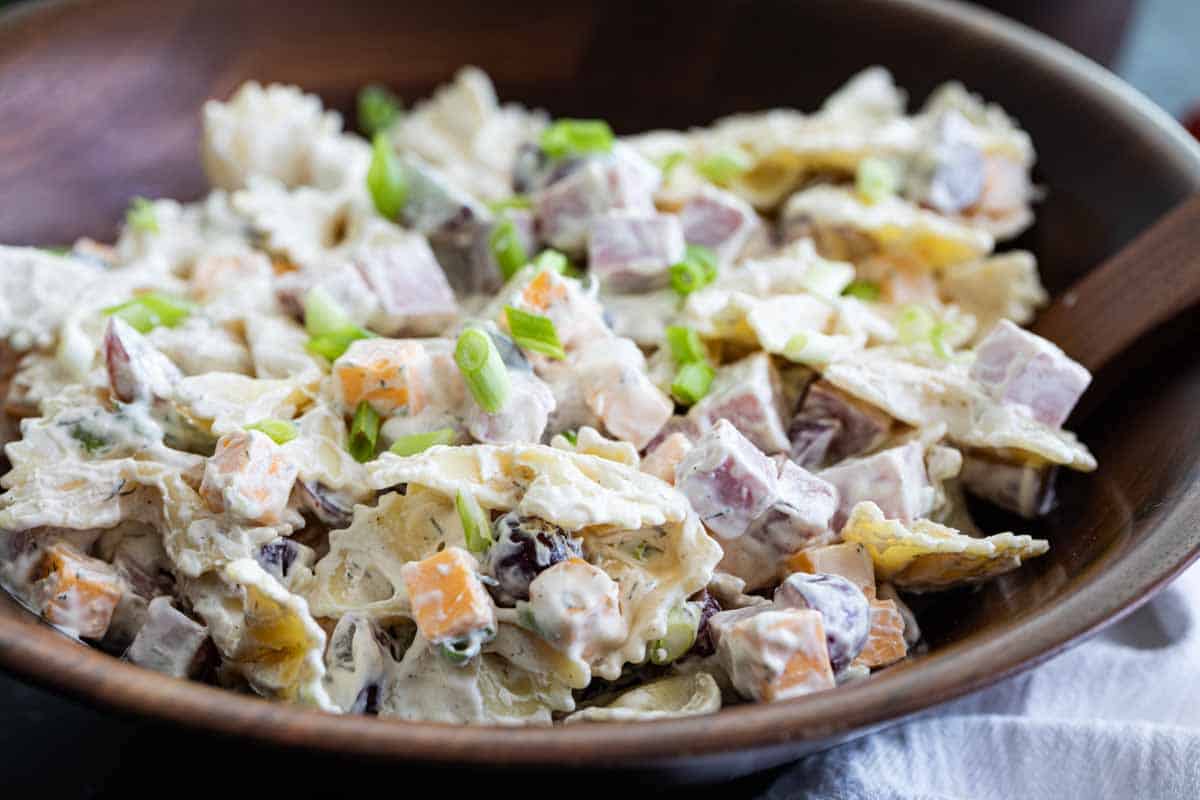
[840,500,1048,592]
[367,443,721,682]
[780,185,993,268]
[185,558,334,709]
[565,672,721,723]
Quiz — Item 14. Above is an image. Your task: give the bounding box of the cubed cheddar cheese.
[200,430,299,525]
[518,269,569,314]
[400,547,496,644]
[854,598,908,668]
[332,338,431,416]
[34,542,125,639]
[717,608,836,702]
[786,542,877,599]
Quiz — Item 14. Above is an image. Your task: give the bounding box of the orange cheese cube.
[854,598,908,668]
[201,430,299,525]
[787,542,877,599]
[518,269,568,313]
[34,542,124,639]
[400,547,496,644]
[717,608,836,703]
[332,338,431,416]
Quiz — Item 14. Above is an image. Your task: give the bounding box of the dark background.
[0,0,1196,797]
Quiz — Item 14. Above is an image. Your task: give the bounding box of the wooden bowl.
[2,0,1199,781]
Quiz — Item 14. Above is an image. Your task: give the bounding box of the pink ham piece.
[820,440,933,530]
[789,380,893,468]
[587,211,685,291]
[675,420,838,588]
[354,235,459,337]
[125,596,211,678]
[465,370,556,444]
[574,337,673,449]
[533,146,659,256]
[688,352,791,454]
[959,452,1057,519]
[678,186,764,265]
[970,319,1091,428]
[103,318,183,404]
[675,419,780,540]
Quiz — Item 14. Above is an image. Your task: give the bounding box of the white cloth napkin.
[765,562,1200,799]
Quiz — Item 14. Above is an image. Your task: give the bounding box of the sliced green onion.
[668,244,718,297]
[367,132,408,219]
[800,259,855,300]
[126,197,159,234]
[896,304,937,346]
[70,424,109,455]
[561,429,578,446]
[658,151,688,178]
[540,118,614,159]
[665,325,707,365]
[245,419,299,446]
[489,217,528,281]
[782,331,843,366]
[856,156,902,204]
[42,246,72,256]
[348,400,382,463]
[650,604,702,665]
[103,292,194,333]
[671,361,715,406]
[455,328,511,413]
[456,489,493,554]
[532,249,570,275]
[389,428,457,457]
[516,604,544,638]
[504,306,565,360]
[696,150,750,184]
[487,195,532,213]
[843,279,881,301]
[303,288,371,361]
[357,84,403,137]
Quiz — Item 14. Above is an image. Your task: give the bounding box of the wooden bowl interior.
[1,0,1199,773]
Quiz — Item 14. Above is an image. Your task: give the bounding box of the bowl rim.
[2,0,1200,768]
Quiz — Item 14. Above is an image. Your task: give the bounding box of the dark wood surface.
[2,0,1200,782]
[1033,193,1200,373]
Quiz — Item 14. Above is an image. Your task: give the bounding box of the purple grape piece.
[256,539,300,581]
[484,512,583,606]
[689,589,723,657]
[774,572,870,672]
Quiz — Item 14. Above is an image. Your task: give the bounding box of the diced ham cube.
[820,441,934,530]
[524,558,627,663]
[959,452,1057,518]
[853,598,908,668]
[399,155,491,246]
[970,319,1091,428]
[200,430,299,526]
[575,337,673,449]
[788,380,893,468]
[587,211,685,291]
[465,370,556,444]
[725,459,839,589]
[909,111,986,214]
[534,147,658,256]
[674,418,780,541]
[689,352,790,454]
[705,604,773,651]
[716,608,836,702]
[679,187,764,265]
[785,542,876,599]
[354,235,459,336]
[400,547,497,645]
[104,318,183,404]
[125,596,211,678]
[32,542,125,639]
[332,338,433,417]
[640,432,694,485]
